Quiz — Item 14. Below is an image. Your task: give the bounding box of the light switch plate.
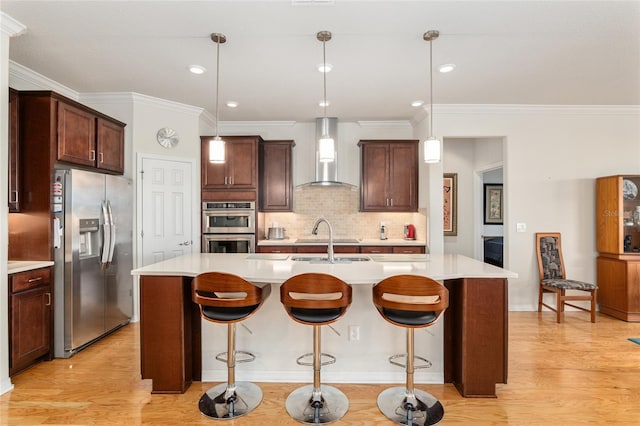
[516,223,527,232]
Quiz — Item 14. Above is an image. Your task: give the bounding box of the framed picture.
[484,184,504,224]
[443,173,457,236]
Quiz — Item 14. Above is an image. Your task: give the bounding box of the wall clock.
[156,127,179,149]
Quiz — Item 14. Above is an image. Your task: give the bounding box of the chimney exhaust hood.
[297,117,357,189]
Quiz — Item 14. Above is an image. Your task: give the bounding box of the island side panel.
[444,277,508,397]
[140,275,196,393]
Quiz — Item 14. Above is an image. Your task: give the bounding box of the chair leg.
[556,290,565,323]
[376,327,444,426]
[538,285,544,312]
[198,323,263,419]
[591,290,597,323]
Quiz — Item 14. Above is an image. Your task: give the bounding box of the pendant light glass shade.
[424,136,441,163]
[209,33,226,163]
[423,30,441,163]
[317,31,335,163]
[209,136,226,164]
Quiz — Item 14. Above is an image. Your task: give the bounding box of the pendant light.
[423,30,441,163]
[209,33,226,163]
[317,30,335,163]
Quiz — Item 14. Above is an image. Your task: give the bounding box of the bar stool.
[280,273,353,424]
[372,275,449,426]
[192,272,271,419]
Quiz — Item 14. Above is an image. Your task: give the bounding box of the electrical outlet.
[348,325,360,341]
[516,223,527,233]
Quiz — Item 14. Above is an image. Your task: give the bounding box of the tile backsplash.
[259,185,427,241]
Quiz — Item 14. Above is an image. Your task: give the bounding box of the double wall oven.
[202,201,256,253]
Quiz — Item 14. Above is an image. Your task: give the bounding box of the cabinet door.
[388,143,418,211]
[228,138,257,188]
[10,285,52,374]
[361,246,393,254]
[57,101,96,167]
[9,88,19,212]
[260,141,293,211]
[392,246,425,254]
[361,143,390,211]
[96,118,125,173]
[201,136,258,190]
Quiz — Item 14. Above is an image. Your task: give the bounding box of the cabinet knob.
[28,277,43,283]
[90,150,96,161]
[45,292,51,306]
[99,152,104,164]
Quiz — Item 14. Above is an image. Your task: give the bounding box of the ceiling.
[2,1,639,123]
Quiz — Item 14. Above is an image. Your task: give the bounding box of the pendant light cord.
[215,37,221,138]
[429,38,433,138]
[322,38,328,120]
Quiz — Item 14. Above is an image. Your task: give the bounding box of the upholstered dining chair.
[535,232,597,323]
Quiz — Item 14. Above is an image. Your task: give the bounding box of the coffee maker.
[404,224,416,240]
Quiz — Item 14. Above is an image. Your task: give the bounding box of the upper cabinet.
[9,88,20,212]
[20,91,125,175]
[259,140,295,212]
[358,140,419,212]
[596,175,640,255]
[201,135,261,198]
[56,100,125,173]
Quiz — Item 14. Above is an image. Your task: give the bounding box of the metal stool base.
[285,384,349,424]
[377,386,444,426]
[198,381,263,419]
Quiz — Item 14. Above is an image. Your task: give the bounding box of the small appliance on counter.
[380,222,388,240]
[404,224,416,240]
[267,226,285,240]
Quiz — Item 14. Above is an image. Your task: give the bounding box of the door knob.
[178,241,192,246]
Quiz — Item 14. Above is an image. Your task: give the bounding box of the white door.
[140,157,193,266]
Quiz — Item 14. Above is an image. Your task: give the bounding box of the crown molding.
[220,121,298,127]
[434,104,640,116]
[0,12,27,37]
[82,92,203,116]
[9,60,79,100]
[357,120,412,128]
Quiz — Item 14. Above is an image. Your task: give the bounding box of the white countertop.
[8,260,55,274]
[258,238,426,246]
[131,253,517,285]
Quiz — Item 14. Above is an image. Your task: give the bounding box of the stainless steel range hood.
[297,117,357,189]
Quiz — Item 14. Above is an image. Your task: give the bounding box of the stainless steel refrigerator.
[53,168,133,358]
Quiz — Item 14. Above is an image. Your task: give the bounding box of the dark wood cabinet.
[259,140,295,211]
[18,91,125,174]
[359,140,418,212]
[56,100,125,173]
[201,135,260,191]
[9,267,54,376]
[596,175,640,321]
[257,244,425,254]
[9,88,20,212]
[9,91,126,261]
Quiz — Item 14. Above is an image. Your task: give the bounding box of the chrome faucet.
[312,218,334,263]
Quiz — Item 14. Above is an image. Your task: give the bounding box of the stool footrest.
[388,353,432,370]
[296,352,336,367]
[215,350,256,364]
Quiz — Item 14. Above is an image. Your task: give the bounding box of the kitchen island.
[131,253,517,398]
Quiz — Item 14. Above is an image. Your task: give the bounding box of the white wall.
[437,105,640,310]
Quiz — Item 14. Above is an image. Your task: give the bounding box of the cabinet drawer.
[392,246,425,254]
[360,246,393,254]
[11,268,51,293]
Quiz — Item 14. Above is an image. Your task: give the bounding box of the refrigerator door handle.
[100,201,111,270]
[106,200,116,265]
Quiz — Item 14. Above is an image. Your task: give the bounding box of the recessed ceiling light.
[226,101,238,108]
[438,63,456,73]
[319,100,330,107]
[317,63,333,73]
[411,100,424,107]
[189,65,206,74]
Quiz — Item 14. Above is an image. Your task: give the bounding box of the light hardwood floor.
[2,312,640,425]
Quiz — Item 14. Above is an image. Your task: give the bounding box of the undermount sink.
[291,255,370,264]
[295,238,360,244]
